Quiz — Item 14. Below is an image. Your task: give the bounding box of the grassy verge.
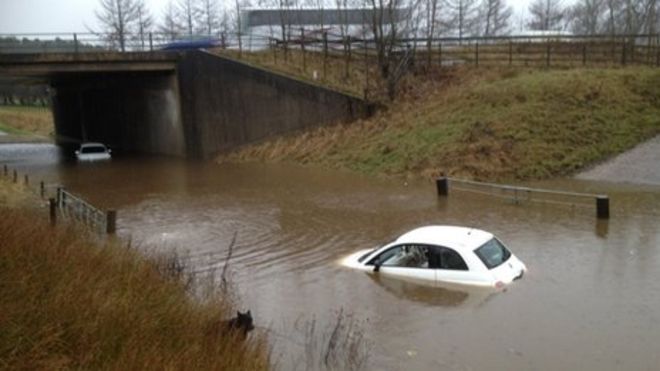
[213,49,375,98]
[0,178,269,370]
[219,65,660,181]
[0,106,53,137]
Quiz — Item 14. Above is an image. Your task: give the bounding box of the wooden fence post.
[24,174,28,186]
[73,33,79,54]
[596,196,610,219]
[272,38,277,63]
[363,37,368,97]
[13,169,17,183]
[436,177,449,196]
[622,41,627,65]
[546,42,551,67]
[40,181,45,198]
[149,32,153,52]
[3,164,7,176]
[438,42,443,66]
[300,28,306,72]
[323,32,328,80]
[475,42,479,66]
[344,36,350,79]
[582,44,587,66]
[49,198,57,226]
[56,187,63,207]
[106,210,117,234]
[509,40,513,65]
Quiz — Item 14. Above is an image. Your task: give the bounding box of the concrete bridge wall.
[177,51,373,159]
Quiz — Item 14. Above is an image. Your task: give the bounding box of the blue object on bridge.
[161,39,220,51]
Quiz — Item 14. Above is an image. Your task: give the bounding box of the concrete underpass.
[0,51,373,159]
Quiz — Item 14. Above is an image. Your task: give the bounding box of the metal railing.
[1,164,117,234]
[436,177,610,219]
[56,187,116,234]
[0,31,251,54]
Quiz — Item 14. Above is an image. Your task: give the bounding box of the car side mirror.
[373,259,381,272]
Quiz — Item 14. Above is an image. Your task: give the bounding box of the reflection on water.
[2,143,660,370]
[366,274,497,308]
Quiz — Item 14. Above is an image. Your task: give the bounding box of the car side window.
[369,245,429,268]
[428,246,468,271]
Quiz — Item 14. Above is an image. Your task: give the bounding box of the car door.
[428,246,482,285]
[368,244,436,284]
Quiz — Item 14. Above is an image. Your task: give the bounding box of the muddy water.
[3,143,660,370]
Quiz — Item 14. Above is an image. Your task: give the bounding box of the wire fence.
[1,31,658,103]
[56,187,114,234]
[1,164,117,234]
[2,31,658,67]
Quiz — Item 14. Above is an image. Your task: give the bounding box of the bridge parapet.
[0,52,181,76]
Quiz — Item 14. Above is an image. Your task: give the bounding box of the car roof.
[80,142,106,147]
[394,225,493,253]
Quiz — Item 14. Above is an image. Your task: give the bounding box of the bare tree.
[235,0,244,54]
[569,0,604,35]
[94,0,141,52]
[366,0,413,99]
[480,0,512,36]
[424,0,441,64]
[159,1,184,41]
[444,0,480,41]
[527,0,567,31]
[197,0,222,37]
[178,0,197,38]
[604,0,621,35]
[135,0,153,50]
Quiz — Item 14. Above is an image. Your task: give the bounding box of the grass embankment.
[214,49,372,98]
[220,65,660,181]
[0,178,269,370]
[0,106,53,137]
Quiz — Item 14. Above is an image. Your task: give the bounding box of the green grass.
[222,66,660,181]
[0,121,27,135]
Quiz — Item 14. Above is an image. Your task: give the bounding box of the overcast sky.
[0,0,571,34]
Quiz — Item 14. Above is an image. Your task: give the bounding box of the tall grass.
[0,206,269,370]
[0,105,53,137]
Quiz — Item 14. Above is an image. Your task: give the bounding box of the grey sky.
[0,0,568,34]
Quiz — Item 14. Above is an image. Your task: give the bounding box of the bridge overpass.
[0,51,373,158]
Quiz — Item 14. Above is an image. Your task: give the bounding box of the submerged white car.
[75,142,112,161]
[342,226,526,288]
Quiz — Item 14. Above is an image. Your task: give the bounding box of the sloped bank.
[0,178,269,370]
[219,66,660,182]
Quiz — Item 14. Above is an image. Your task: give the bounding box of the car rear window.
[474,238,511,269]
[82,146,107,154]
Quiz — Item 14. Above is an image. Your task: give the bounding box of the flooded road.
[3,143,660,370]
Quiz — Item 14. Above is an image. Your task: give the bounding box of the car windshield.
[358,249,375,263]
[474,238,511,269]
[81,145,107,154]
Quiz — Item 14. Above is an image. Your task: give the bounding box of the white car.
[342,226,527,288]
[75,142,112,161]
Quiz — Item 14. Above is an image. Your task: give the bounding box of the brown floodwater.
[3,143,660,370]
